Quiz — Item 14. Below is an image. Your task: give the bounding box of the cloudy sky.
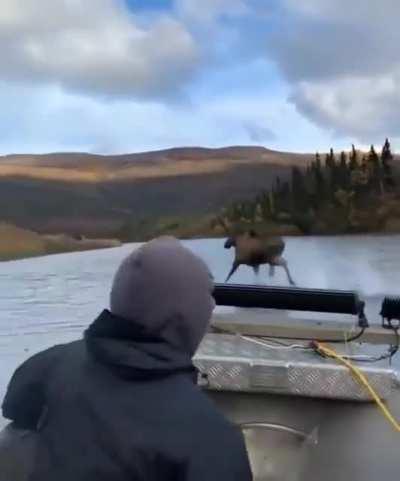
[0,0,397,154]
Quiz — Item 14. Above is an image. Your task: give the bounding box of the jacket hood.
[85,309,197,381]
[109,237,215,357]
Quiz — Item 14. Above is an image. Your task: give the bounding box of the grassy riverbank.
[0,223,121,262]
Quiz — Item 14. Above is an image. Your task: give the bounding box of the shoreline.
[0,243,122,263]
[2,227,400,263]
[0,223,121,263]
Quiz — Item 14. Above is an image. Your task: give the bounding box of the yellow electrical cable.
[315,341,400,433]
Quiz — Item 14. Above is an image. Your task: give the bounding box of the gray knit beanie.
[110,236,215,355]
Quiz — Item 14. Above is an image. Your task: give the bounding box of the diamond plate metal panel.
[287,364,394,401]
[193,334,400,402]
[195,359,250,391]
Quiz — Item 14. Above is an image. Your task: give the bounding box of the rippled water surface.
[1,236,400,425]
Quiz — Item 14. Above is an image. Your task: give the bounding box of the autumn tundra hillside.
[1,142,399,254]
[0,146,309,241]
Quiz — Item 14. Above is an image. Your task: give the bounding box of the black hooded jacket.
[1,310,252,480]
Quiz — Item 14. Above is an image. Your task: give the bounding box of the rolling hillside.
[0,146,309,239]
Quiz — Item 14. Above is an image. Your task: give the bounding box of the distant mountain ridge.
[0,145,310,239]
[0,146,309,171]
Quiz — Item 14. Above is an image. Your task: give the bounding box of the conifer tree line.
[217,139,397,234]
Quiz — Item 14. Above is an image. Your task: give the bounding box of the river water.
[1,235,400,425]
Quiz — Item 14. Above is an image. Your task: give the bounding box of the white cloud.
[269,0,400,141]
[291,73,400,142]
[1,0,387,153]
[0,0,199,99]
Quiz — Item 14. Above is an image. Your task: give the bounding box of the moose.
[216,219,295,285]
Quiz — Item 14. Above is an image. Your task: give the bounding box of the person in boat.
[1,236,252,481]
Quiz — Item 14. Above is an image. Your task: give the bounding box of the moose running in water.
[217,220,295,285]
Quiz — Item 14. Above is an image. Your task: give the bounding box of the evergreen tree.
[337,151,349,190]
[340,151,347,169]
[324,148,336,184]
[368,144,382,193]
[315,152,322,171]
[328,148,336,168]
[326,148,339,197]
[351,155,369,195]
[361,155,368,172]
[349,144,358,171]
[368,145,379,169]
[325,153,331,169]
[312,152,325,201]
[277,181,291,212]
[291,166,308,210]
[269,191,275,216]
[217,137,397,236]
[381,137,395,190]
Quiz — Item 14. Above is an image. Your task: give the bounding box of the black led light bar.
[213,283,368,327]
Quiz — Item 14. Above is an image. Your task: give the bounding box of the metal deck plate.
[194,334,400,402]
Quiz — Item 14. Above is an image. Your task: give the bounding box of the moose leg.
[269,264,275,277]
[272,256,296,286]
[284,265,296,286]
[252,265,260,284]
[225,261,240,282]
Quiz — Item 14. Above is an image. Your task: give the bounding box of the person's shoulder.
[14,340,81,374]
[27,341,75,361]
